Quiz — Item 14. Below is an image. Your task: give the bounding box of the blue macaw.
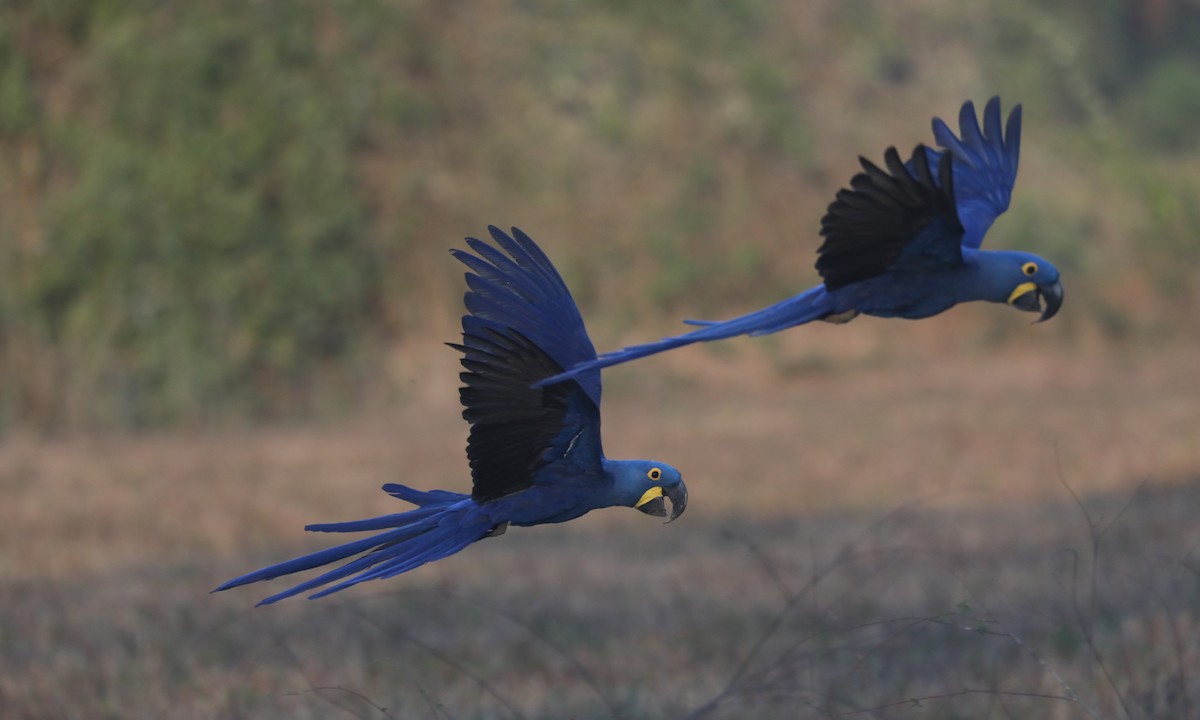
[537,97,1063,387]
[215,227,687,605]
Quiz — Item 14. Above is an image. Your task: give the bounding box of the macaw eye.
[647,467,662,481]
[1022,262,1038,277]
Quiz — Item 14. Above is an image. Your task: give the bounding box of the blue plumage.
[536,97,1063,388]
[925,97,1021,249]
[214,227,687,605]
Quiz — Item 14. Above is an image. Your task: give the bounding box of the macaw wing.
[453,226,601,406]
[926,96,1021,249]
[817,144,964,291]
[451,229,603,504]
[452,326,601,503]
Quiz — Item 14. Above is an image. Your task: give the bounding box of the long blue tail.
[213,485,493,605]
[535,285,834,387]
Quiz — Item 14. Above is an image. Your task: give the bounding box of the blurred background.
[2,1,1198,718]
[3,0,1199,430]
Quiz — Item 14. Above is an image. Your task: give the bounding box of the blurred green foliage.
[1,0,422,427]
[1123,57,1200,152]
[1,0,1199,430]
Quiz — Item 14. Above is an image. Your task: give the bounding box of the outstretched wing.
[925,96,1021,249]
[453,226,601,405]
[816,144,964,291]
[451,227,603,504]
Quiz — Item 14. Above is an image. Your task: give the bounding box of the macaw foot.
[821,309,860,325]
[485,522,510,538]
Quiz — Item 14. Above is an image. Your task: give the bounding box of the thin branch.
[1066,546,1133,719]
[418,685,458,720]
[1056,456,1154,720]
[262,620,398,718]
[992,616,1100,720]
[1093,476,1149,544]
[399,628,527,720]
[729,530,794,603]
[455,595,621,719]
[1055,445,1100,687]
[339,602,528,720]
[685,491,1044,720]
[1148,584,1192,720]
[826,688,1086,717]
[954,570,1101,720]
[682,535,852,720]
[843,613,958,679]
[280,685,396,720]
[685,495,971,720]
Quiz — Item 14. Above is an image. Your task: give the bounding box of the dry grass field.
[2,325,1198,719]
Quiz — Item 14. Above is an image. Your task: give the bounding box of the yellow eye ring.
[1022,262,1038,277]
[647,467,662,481]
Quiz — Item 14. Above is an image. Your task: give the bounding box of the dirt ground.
[2,327,1198,718]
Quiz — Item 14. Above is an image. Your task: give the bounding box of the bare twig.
[1055,446,1098,681]
[280,685,396,720]
[721,612,1009,710]
[261,619,398,718]
[418,685,458,720]
[843,612,959,679]
[396,628,526,720]
[682,524,863,719]
[1057,455,1141,720]
[991,613,1100,720]
[954,571,1101,719]
[685,497,954,720]
[827,688,1086,717]
[1148,584,1192,720]
[729,530,794,603]
[339,602,528,720]
[454,594,621,718]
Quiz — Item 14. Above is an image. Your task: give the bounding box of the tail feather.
[214,486,491,605]
[305,505,445,533]
[213,529,415,591]
[255,537,418,606]
[308,525,478,600]
[382,484,464,506]
[535,286,834,387]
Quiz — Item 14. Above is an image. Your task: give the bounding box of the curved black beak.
[1035,279,1063,323]
[1010,279,1064,323]
[636,495,667,517]
[665,482,688,523]
[634,481,689,522]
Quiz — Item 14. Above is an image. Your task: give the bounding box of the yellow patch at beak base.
[635,487,664,508]
[1007,282,1037,305]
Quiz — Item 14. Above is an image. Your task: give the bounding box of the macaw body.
[215,227,687,606]
[782,246,1061,323]
[537,97,1063,388]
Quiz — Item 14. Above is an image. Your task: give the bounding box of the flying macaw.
[215,226,688,605]
[537,97,1063,388]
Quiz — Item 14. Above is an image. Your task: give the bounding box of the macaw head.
[609,459,688,522]
[992,251,1064,323]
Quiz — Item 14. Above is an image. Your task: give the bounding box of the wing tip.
[486,224,510,243]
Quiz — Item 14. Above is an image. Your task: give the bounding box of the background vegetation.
[1,2,1198,718]
[1,0,1198,430]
